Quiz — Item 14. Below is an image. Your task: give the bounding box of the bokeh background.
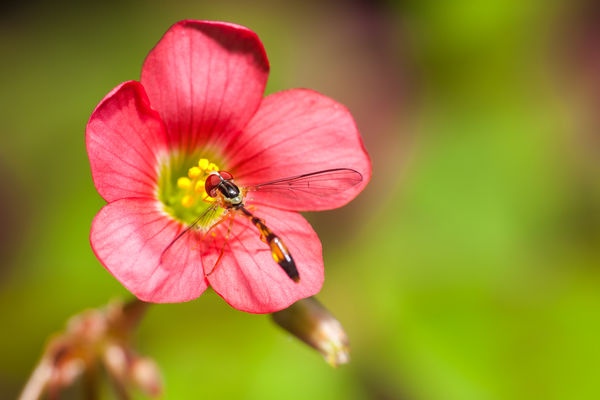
[1,0,600,398]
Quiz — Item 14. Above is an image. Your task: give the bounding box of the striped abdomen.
[239,207,299,282]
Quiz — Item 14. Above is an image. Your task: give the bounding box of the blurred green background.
[2,0,600,399]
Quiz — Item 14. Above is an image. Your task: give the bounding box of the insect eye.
[219,170,233,180]
[205,174,222,197]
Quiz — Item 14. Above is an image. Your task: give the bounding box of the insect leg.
[205,213,235,277]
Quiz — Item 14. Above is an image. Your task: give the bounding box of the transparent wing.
[160,203,220,263]
[243,168,363,202]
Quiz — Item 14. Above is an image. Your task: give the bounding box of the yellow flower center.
[158,156,224,227]
[176,158,220,208]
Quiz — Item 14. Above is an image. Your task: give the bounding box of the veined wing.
[244,168,363,202]
[160,203,221,263]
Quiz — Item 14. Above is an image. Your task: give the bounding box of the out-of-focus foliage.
[1,0,599,399]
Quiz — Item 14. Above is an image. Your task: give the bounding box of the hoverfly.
[161,168,363,282]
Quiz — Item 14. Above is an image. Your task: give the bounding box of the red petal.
[227,89,371,211]
[86,81,168,202]
[90,198,208,303]
[204,207,323,313]
[141,20,269,153]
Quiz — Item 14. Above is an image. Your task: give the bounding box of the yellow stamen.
[188,166,201,178]
[181,195,194,207]
[194,180,205,193]
[177,177,191,189]
[170,157,224,218]
[198,158,210,170]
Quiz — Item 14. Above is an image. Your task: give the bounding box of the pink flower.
[86,20,370,313]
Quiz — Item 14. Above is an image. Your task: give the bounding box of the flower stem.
[19,298,156,400]
[18,357,53,400]
[122,298,151,330]
[82,364,99,400]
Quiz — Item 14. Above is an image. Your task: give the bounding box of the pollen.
[181,195,194,207]
[188,166,202,179]
[177,177,191,189]
[170,157,222,215]
[198,158,210,170]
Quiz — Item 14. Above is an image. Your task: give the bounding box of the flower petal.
[141,20,269,153]
[90,198,208,303]
[86,81,168,202]
[227,89,371,211]
[204,206,323,313]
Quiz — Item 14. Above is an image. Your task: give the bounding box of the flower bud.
[20,299,157,400]
[271,297,350,367]
[130,356,163,397]
[52,357,85,387]
[103,343,129,380]
[66,309,107,343]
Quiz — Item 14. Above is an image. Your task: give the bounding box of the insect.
[161,168,363,282]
